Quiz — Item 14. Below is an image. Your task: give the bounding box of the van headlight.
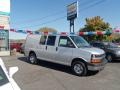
[91,54,102,63]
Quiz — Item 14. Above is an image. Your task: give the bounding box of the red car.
[10,43,22,52]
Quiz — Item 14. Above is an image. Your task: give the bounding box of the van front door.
[55,36,75,65]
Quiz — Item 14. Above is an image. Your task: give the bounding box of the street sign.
[67,1,78,20]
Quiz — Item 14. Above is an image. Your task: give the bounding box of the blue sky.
[10,0,120,39]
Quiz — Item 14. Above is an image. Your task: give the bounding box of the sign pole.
[70,20,71,32]
[70,19,75,33]
[73,20,74,33]
[67,1,78,33]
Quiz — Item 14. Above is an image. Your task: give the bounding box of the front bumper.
[87,58,108,71]
[113,54,120,60]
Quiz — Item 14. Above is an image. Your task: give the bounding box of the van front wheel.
[71,61,87,76]
[28,53,38,64]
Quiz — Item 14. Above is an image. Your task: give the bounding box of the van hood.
[79,47,105,55]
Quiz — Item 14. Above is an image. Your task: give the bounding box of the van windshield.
[70,36,90,48]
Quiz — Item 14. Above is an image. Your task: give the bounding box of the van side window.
[40,36,47,45]
[46,36,56,46]
[59,36,75,48]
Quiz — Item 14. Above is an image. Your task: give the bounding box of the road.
[2,54,120,90]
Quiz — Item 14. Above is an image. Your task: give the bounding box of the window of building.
[0,30,9,51]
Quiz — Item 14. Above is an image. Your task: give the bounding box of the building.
[0,16,10,56]
[0,0,10,56]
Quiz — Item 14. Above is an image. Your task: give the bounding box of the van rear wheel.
[28,53,38,64]
[71,61,87,76]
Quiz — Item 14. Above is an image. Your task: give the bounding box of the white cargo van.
[24,33,107,76]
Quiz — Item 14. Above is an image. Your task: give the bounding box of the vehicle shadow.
[18,57,98,77]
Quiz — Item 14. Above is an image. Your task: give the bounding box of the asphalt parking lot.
[2,54,120,90]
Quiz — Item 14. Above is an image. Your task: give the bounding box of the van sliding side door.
[44,35,57,62]
[38,35,47,60]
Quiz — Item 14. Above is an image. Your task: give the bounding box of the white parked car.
[0,58,21,90]
[24,33,107,76]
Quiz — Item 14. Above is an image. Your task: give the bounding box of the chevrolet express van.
[24,34,107,76]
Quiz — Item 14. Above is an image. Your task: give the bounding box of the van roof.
[28,32,79,36]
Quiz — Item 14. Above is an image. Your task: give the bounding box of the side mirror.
[9,67,19,78]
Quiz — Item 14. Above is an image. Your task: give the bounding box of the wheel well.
[29,51,36,56]
[71,58,87,67]
[106,53,113,57]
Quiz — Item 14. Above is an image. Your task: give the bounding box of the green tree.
[37,27,57,33]
[79,16,111,41]
[111,33,120,42]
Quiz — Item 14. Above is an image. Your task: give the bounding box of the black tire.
[28,52,38,64]
[106,54,112,62]
[71,61,87,76]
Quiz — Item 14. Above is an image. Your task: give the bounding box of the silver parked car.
[91,42,120,62]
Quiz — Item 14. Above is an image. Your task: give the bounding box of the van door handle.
[56,47,58,51]
[46,46,47,50]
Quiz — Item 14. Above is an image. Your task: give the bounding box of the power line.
[80,0,106,11]
[19,16,66,29]
[12,0,100,26]
[12,10,66,25]
[16,0,106,29]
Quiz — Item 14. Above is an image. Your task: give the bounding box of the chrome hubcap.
[74,64,83,74]
[30,55,35,63]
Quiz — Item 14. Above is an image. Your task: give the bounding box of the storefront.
[0,16,10,56]
[0,29,10,56]
[0,0,10,56]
